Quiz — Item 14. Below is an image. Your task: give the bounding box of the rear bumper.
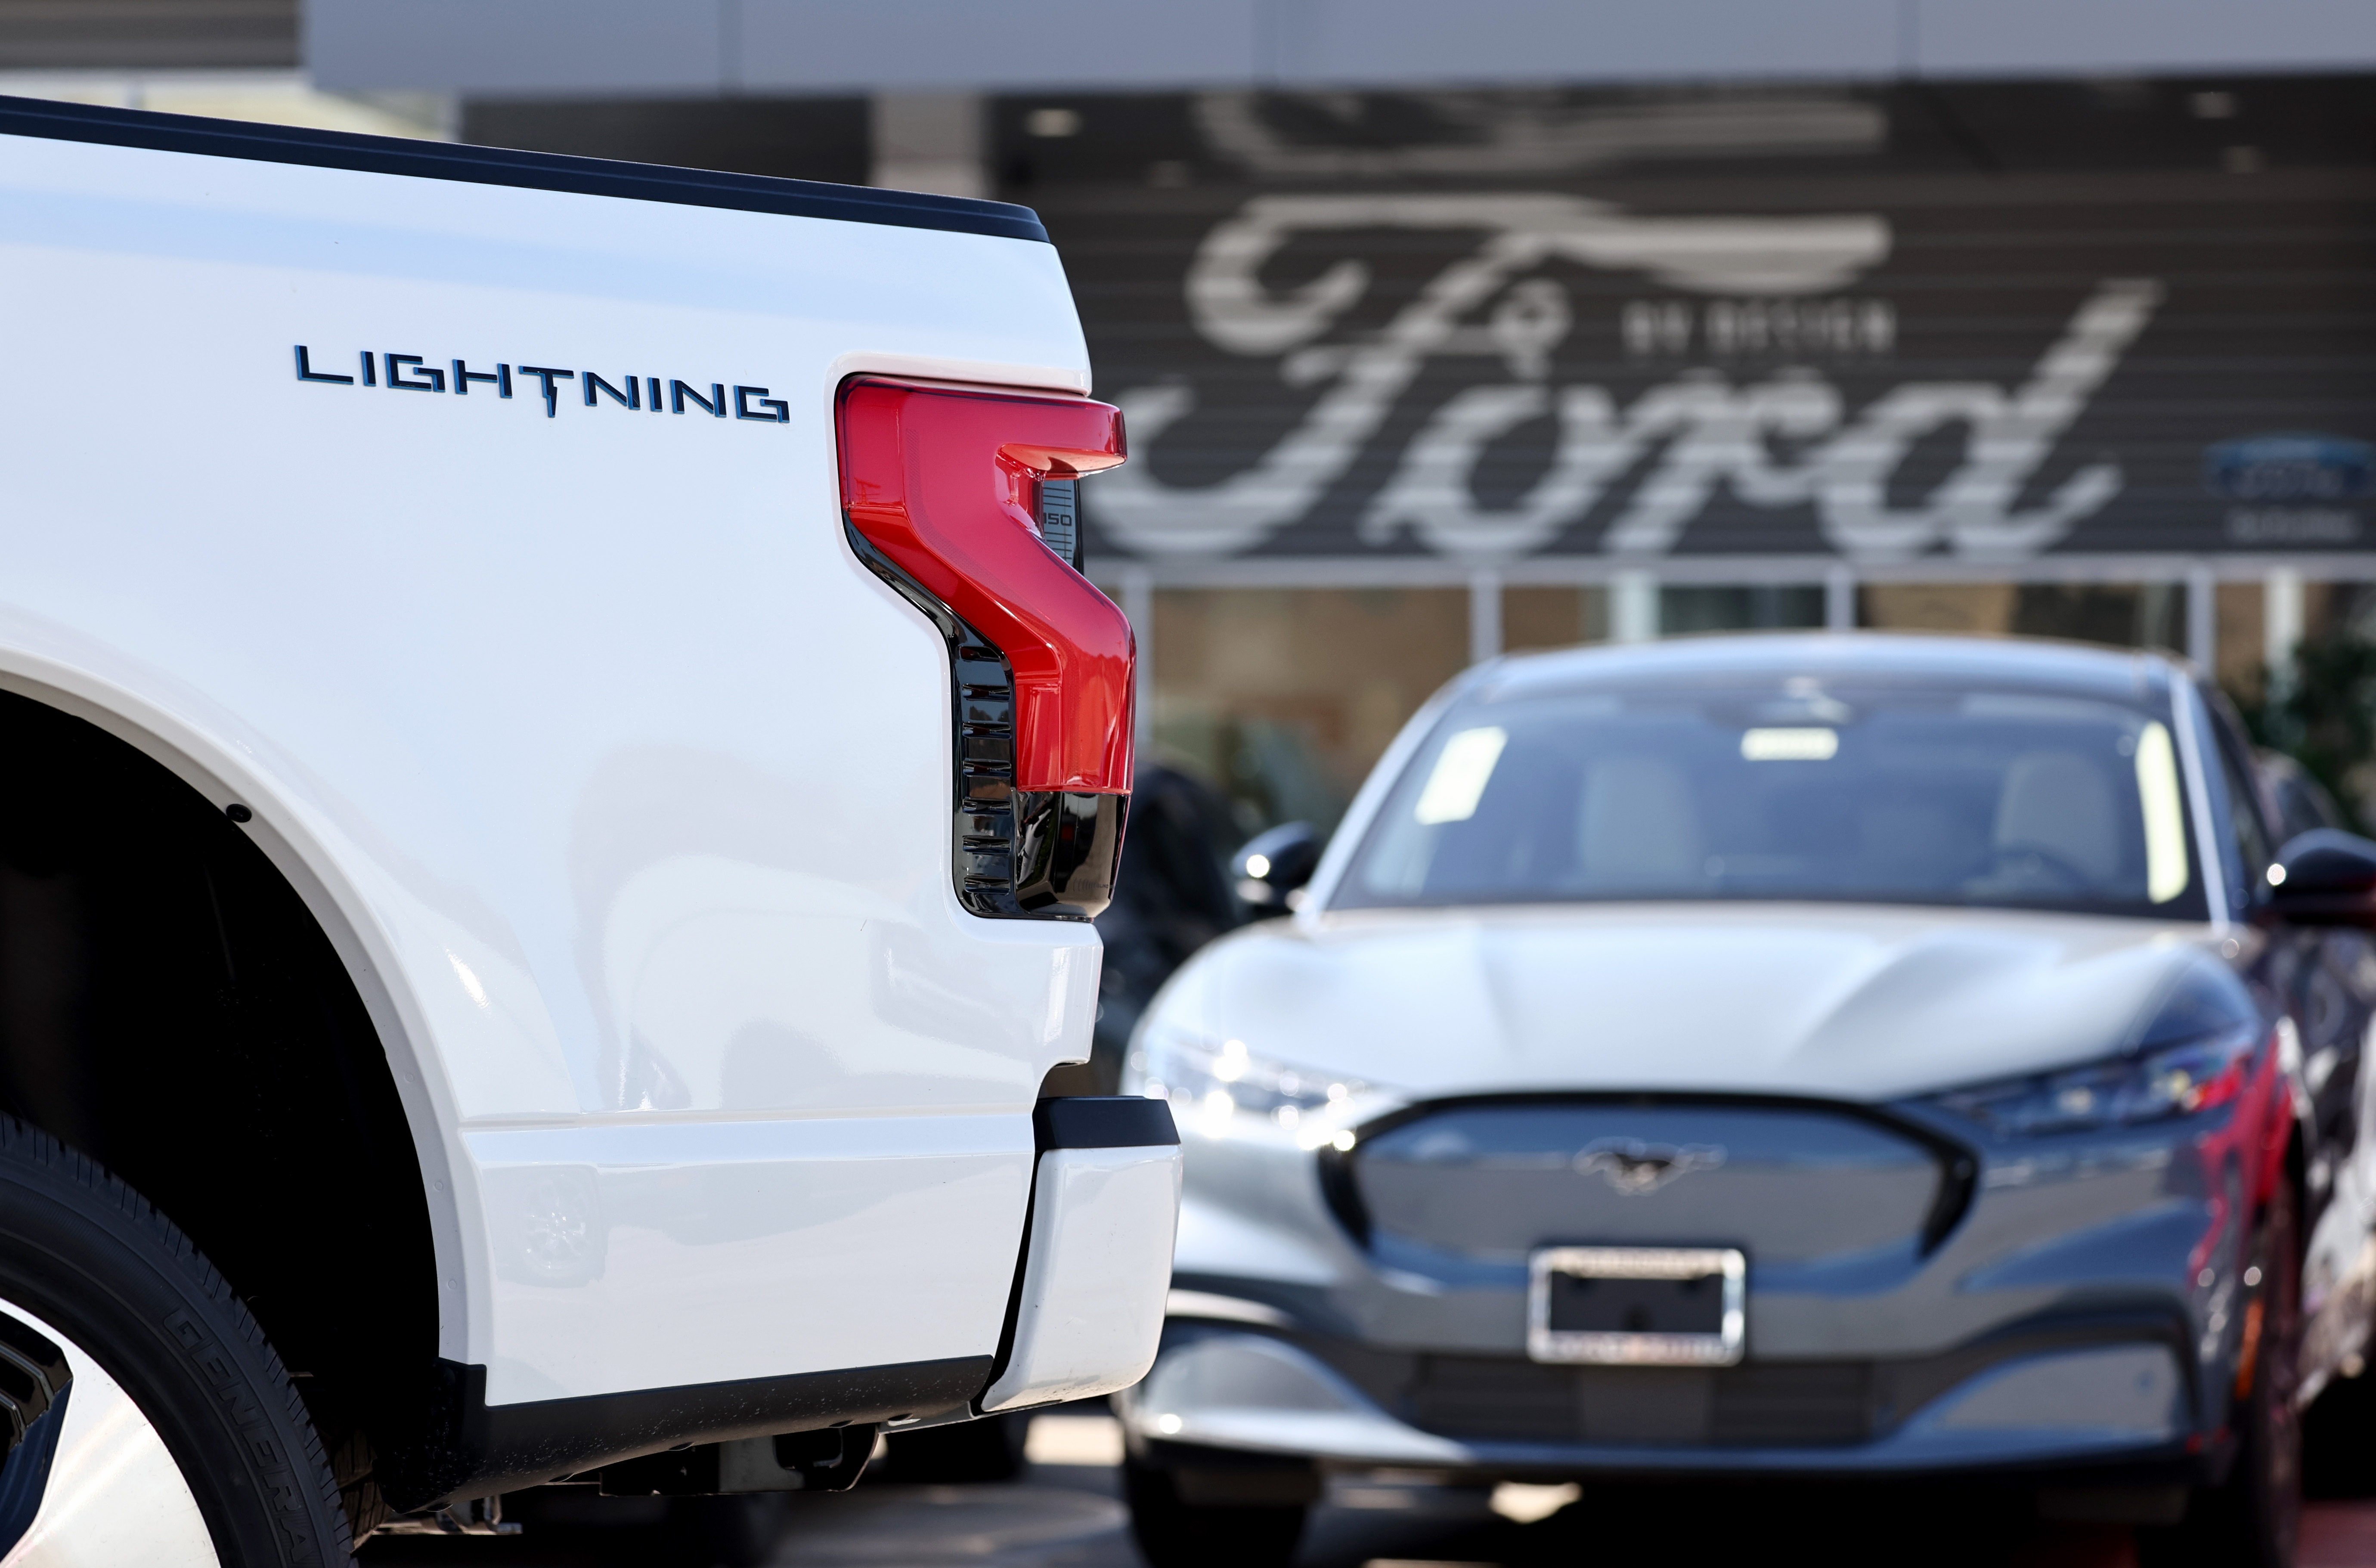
[980,1098,1182,1413]
[1114,1325,2200,1481]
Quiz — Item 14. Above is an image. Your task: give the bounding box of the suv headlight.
[1126,1030,1370,1147]
[1931,1027,2265,1137]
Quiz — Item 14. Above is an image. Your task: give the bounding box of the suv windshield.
[1337,674,2206,920]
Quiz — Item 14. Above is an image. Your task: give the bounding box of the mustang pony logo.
[1575,1138,1727,1196]
[1090,192,2160,564]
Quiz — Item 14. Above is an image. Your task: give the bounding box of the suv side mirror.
[1233,822,1321,917]
[2268,829,2376,926]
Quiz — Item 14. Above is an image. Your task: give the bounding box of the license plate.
[1527,1246,1745,1366]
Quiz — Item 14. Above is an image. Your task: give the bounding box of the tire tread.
[0,1116,353,1565]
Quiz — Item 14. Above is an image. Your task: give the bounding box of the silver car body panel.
[1154,903,2220,1107]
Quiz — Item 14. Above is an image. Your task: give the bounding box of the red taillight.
[837,375,1133,922]
[838,376,1131,794]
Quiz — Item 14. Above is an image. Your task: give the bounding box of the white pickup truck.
[0,94,1179,1563]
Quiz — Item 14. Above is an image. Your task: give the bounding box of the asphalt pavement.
[359,1411,2376,1568]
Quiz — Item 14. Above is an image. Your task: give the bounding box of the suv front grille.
[1276,1312,2187,1453]
[1336,1099,1961,1264]
[1411,1355,1874,1447]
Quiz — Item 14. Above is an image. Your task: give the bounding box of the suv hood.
[1151,904,2227,1104]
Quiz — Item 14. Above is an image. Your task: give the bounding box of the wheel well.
[0,687,436,1488]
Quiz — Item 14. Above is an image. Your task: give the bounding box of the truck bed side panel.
[0,130,1100,1402]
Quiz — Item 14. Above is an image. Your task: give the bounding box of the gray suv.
[1120,634,2376,1568]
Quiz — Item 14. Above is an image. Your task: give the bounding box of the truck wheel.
[1122,1454,1306,1568]
[2142,1179,2302,1568]
[0,1117,350,1565]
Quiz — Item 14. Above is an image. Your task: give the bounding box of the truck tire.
[0,1117,351,1565]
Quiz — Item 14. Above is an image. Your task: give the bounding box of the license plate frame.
[1527,1245,1746,1367]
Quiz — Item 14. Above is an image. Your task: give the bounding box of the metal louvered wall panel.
[987,84,2376,570]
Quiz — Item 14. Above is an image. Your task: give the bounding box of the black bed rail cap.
[1034,1096,1180,1152]
[0,94,1049,244]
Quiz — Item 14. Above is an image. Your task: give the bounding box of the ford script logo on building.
[1575,1138,1726,1196]
[1090,192,2162,564]
[2207,432,2370,545]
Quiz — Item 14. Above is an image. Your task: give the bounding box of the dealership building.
[26,1,2376,825]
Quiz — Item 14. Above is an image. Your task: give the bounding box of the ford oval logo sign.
[2203,433,2372,503]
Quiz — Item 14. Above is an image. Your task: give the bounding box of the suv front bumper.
[1115,1320,2199,1479]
